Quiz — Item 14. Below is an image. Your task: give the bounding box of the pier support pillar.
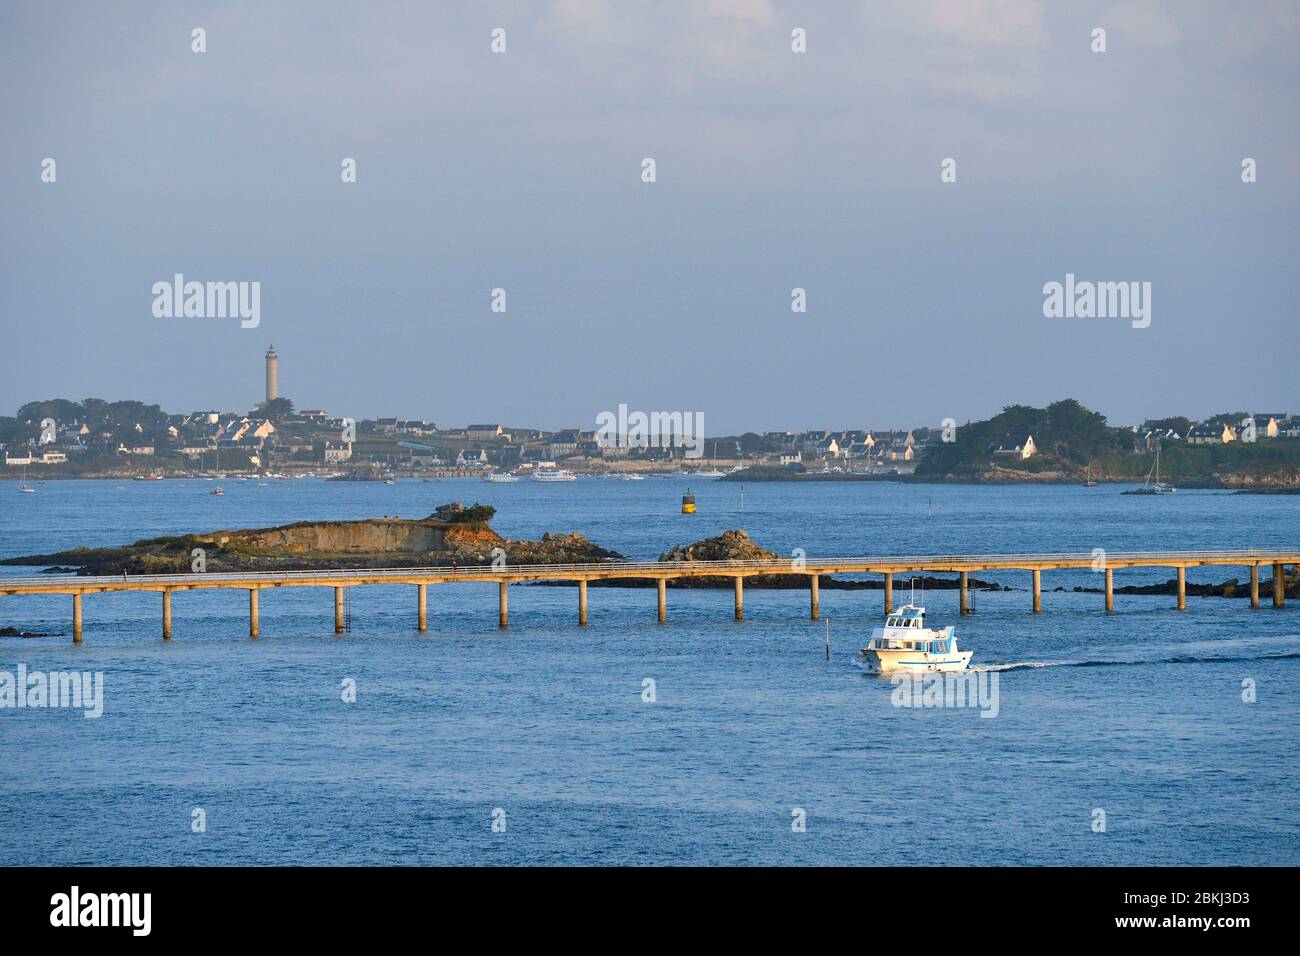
[1274,563,1285,608]
[1250,565,1259,609]
[1032,569,1042,613]
[162,590,172,640]
[1104,568,1114,613]
[578,580,588,626]
[1177,567,1186,611]
[884,573,893,614]
[959,571,969,615]
[335,587,344,633]
[734,576,744,621]
[72,593,82,644]
[418,584,427,632]
[249,588,259,638]
[498,581,508,629]
[809,574,820,621]
[657,578,667,624]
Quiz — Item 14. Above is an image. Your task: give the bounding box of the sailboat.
[19,462,36,493]
[1083,462,1098,487]
[1122,444,1175,495]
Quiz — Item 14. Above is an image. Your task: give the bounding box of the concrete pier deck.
[1,549,1293,641]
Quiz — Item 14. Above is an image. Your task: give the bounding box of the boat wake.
[976,651,1300,673]
[851,634,1300,676]
[968,633,1300,672]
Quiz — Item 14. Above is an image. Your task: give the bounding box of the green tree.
[260,397,295,421]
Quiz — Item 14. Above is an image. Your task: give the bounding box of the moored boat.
[1122,445,1175,495]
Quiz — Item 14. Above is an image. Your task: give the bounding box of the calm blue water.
[2,478,1297,865]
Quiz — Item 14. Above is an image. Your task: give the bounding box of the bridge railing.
[0,549,1295,588]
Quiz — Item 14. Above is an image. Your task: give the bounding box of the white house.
[991,435,1037,460]
[323,442,352,463]
[467,424,510,441]
[1251,414,1285,439]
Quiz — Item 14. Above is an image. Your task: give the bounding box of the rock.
[659,530,775,563]
[434,502,496,523]
[653,530,1004,591]
[0,627,53,638]
[0,506,622,575]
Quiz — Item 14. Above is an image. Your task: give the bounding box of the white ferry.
[860,604,973,675]
[483,472,520,483]
[530,468,577,482]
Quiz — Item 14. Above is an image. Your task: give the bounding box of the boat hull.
[861,649,973,675]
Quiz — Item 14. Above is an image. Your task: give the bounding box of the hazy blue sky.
[2,1,1296,433]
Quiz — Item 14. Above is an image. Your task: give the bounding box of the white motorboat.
[860,603,973,675]
[531,468,577,482]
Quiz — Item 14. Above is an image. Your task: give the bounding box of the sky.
[1,0,1296,434]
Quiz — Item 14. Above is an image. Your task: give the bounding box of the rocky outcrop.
[644,529,1006,591]
[509,532,621,565]
[1079,566,1299,599]
[1,503,622,575]
[1188,465,1300,491]
[0,627,54,638]
[659,530,775,562]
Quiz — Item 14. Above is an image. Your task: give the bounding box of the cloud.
[1102,1,1180,46]
[885,0,1047,47]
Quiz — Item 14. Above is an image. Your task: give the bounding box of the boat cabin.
[867,605,957,654]
[883,605,926,629]
[884,613,924,629]
[867,634,957,653]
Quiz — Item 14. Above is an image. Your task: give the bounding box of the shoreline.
[4,472,1295,490]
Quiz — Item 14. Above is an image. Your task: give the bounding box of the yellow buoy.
[681,489,696,514]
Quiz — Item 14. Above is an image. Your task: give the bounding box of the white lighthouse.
[265,346,278,404]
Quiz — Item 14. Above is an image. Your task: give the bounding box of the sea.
[1,477,1297,865]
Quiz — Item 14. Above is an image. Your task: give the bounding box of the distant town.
[2,347,1298,487]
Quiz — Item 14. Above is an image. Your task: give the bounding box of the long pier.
[1,549,1294,642]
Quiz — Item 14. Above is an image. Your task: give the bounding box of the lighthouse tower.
[265,346,279,404]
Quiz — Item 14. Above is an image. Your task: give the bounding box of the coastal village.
[2,348,1298,485]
